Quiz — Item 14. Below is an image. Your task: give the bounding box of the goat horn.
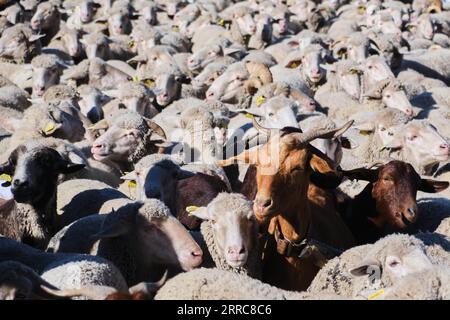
[294,120,354,144]
[40,285,118,300]
[252,117,275,137]
[129,270,168,295]
[144,119,167,140]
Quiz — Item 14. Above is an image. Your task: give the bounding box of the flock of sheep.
[0,0,450,300]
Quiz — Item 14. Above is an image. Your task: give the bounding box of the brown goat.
[340,160,449,244]
[218,120,355,291]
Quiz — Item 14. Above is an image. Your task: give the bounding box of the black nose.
[13,179,29,189]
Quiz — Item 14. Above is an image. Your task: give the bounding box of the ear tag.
[290,62,299,69]
[172,25,179,32]
[218,19,225,26]
[128,180,137,188]
[359,130,371,136]
[132,75,140,82]
[144,79,154,87]
[255,95,266,106]
[245,113,254,119]
[0,173,12,182]
[367,289,385,300]
[186,205,199,216]
[128,40,135,49]
[44,122,56,134]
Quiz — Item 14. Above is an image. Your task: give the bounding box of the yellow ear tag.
[359,130,371,136]
[128,40,135,49]
[144,79,154,87]
[367,289,385,300]
[172,25,179,32]
[218,19,225,26]
[357,6,366,14]
[0,173,12,182]
[290,62,299,69]
[128,180,137,188]
[245,113,254,119]
[44,122,56,134]
[186,205,199,216]
[255,95,266,106]
[349,68,358,74]
[132,75,140,82]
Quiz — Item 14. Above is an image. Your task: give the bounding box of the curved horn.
[294,120,354,144]
[144,119,167,140]
[252,117,273,137]
[40,285,118,300]
[129,270,168,295]
[245,61,273,84]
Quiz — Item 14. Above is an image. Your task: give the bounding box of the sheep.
[0,142,85,249]
[0,260,61,300]
[47,199,203,285]
[206,61,273,105]
[31,54,67,97]
[0,85,30,112]
[379,266,450,300]
[47,24,84,61]
[137,64,185,108]
[341,108,412,169]
[0,23,43,65]
[155,268,345,300]
[30,1,61,47]
[188,193,261,279]
[382,120,450,175]
[0,236,128,296]
[109,81,158,118]
[55,178,129,225]
[396,48,450,85]
[90,109,168,172]
[38,273,167,300]
[0,102,86,151]
[307,234,435,298]
[270,44,328,98]
[397,69,448,99]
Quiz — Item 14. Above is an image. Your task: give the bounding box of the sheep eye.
[408,135,417,141]
[389,260,399,268]
[380,127,386,131]
[211,219,216,224]
[385,94,391,98]
[368,65,373,69]
[388,131,394,136]
[268,112,274,116]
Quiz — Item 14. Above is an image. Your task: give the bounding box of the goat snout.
[254,196,273,218]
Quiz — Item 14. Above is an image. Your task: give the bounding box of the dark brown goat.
[340,160,449,244]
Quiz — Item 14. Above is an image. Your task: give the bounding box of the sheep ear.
[187,206,209,220]
[121,171,137,181]
[340,136,358,149]
[57,160,86,174]
[349,258,380,277]
[383,136,403,149]
[176,169,195,180]
[354,121,375,132]
[319,63,336,73]
[92,220,133,239]
[286,40,300,49]
[223,47,242,56]
[418,179,449,193]
[29,34,46,42]
[88,119,109,131]
[0,116,21,133]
